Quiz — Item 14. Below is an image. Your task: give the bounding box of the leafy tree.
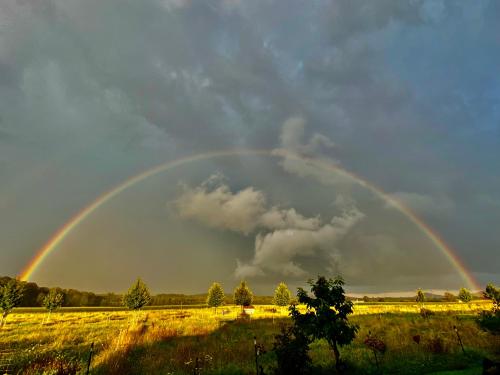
[207,282,225,313]
[233,281,253,311]
[416,289,425,305]
[273,282,291,310]
[478,283,500,334]
[458,288,472,303]
[290,276,358,371]
[20,282,40,307]
[123,278,151,310]
[0,279,24,328]
[484,283,500,312]
[443,292,457,302]
[42,288,64,322]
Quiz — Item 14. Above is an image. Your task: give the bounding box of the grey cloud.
[176,176,266,235]
[274,117,354,189]
[176,174,321,235]
[236,201,364,279]
[176,174,365,279]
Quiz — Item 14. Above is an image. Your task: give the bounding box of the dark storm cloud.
[0,0,498,288]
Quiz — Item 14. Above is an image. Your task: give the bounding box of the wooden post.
[254,336,259,375]
[453,325,466,355]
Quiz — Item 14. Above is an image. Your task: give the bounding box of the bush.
[272,325,311,375]
[477,310,500,335]
[426,336,446,354]
[420,308,434,319]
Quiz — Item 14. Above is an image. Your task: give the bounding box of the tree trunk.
[332,341,341,373]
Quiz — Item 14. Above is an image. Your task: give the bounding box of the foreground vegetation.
[0,301,497,374]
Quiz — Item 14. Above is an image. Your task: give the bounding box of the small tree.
[0,279,24,328]
[458,287,472,303]
[123,278,151,311]
[478,283,500,334]
[234,280,253,311]
[484,283,500,312]
[42,288,64,322]
[290,276,358,371]
[273,282,291,312]
[416,289,425,306]
[207,282,225,313]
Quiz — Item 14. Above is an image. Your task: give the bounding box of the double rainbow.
[19,149,479,290]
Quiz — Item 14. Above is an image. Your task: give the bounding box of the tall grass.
[0,302,497,374]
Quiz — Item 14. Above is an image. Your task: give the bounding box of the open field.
[0,301,498,374]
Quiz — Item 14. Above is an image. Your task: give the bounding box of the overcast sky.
[0,0,499,294]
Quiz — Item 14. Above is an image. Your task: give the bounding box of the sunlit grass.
[0,301,496,374]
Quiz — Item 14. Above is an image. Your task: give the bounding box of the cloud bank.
[176,173,364,279]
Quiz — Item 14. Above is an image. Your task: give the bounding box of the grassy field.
[0,301,498,374]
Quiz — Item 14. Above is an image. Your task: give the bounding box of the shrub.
[364,333,386,370]
[477,283,500,335]
[272,325,311,375]
[477,310,500,335]
[426,336,446,354]
[484,283,500,312]
[420,308,434,319]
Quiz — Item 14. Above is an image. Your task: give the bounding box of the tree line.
[0,276,274,308]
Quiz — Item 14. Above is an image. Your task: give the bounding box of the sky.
[0,0,499,294]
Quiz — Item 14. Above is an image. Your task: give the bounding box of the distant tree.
[290,276,358,371]
[443,292,457,302]
[234,281,253,311]
[458,288,472,303]
[0,279,24,328]
[123,278,151,311]
[363,296,370,303]
[207,282,225,313]
[273,282,291,311]
[20,282,40,307]
[42,288,64,322]
[416,289,425,305]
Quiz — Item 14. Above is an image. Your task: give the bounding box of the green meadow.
[0,302,498,374]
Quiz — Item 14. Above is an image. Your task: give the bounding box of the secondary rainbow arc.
[19,149,480,290]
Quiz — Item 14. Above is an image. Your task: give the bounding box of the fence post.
[254,336,259,375]
[453,325,466,355]
[86,342,94,375]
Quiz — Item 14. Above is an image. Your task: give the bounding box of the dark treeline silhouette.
[0,276,274,307]
[0,276,120,307]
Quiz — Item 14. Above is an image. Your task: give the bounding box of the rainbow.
[19,149,480,290]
